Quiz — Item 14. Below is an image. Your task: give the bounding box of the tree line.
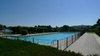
[9,25,78,34]
[0,24,79,34]
[0,18,100,36]
[90,18,100,36]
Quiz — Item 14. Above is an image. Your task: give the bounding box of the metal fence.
[1,35,52,45]
[51,33,81,50]
[1,32,82,50]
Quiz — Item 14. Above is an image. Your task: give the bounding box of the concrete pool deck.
[66,33,100,56]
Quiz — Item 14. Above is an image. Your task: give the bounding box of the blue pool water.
[9,32,77,44]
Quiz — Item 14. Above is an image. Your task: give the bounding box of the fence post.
[77,34,78,39]
[57,40,59,49]
[79,33,80,37]
[17,37,18,40]
[78,33,79,36]
[75,34,77,41]
[24,38,27,41]
[66,37,68,48]
[76,34,77,40]
[72,36,73,43]
[6,36,7,39]
[33,38,34,43]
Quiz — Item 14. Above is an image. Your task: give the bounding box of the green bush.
[95,26,100,36]
[21,29,28,35]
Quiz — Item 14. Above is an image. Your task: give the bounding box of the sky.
[0,0,100,27]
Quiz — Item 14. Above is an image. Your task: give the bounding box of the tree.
[97,18,100,25]
[0,24,6,30]
[91,24,98,29]
[9,26,21,34]
[28,27,35,33]
[21,29,28,35]
[46,25,52,32]
[60,25,70,32]
[95,26,100,36]
[52,26,60,32]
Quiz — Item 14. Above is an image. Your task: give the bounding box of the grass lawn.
[0,37,83,56]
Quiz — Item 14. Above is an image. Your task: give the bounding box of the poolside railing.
[51,33,81,51]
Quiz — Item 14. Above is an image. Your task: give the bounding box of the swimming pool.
[9,32,77,44]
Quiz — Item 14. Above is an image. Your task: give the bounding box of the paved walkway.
[66,33,100,56]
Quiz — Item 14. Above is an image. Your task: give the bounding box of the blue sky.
[0,0,100,27]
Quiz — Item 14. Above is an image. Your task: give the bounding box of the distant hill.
[71,25,91,29]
